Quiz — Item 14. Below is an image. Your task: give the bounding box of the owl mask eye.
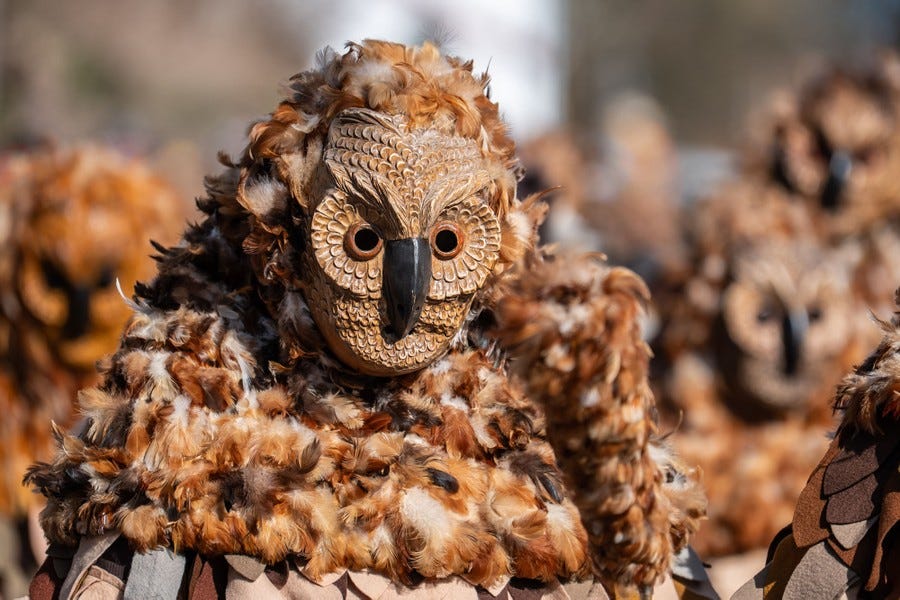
[40,257,69,290]
[430,222,465,260]
[345,222,383,261]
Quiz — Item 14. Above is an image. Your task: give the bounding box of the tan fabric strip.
[782,541,859,600]
[60,532,120,600]
[123,548,187,600]
[729,565,767,600]
[71,565,125,600]
[762,533,807,599]
[347,569,393,599]
[830,518,877,550]
[224,555,266,581]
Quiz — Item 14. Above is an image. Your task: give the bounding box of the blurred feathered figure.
[0,145,186,597]
[519,95,684,284]
[652,56,900,558]
[747,53,900,240]
[25,41,706,599]
[735,290,900,598]
[656,228,869,556]
[517,130,599,252]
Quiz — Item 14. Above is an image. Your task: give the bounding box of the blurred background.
[3,0,900,194]
[4,1,900,597]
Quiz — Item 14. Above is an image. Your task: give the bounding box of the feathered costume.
[25,41,707,600]
[0,145,185,598]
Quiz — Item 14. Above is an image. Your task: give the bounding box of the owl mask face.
[17,201,126,368]
[5,149,184,370]
[718,243,853,413]
[773,73,898,220]
[303,108,502,376]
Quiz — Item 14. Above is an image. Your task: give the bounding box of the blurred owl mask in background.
[1,147,186,372]
[768,59,900,235]
[715,240,856,418]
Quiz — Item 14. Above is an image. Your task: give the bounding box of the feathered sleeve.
[488,248,706,596]
[23,187,278,552]
[23,297,274,549]
[735,302,900,599]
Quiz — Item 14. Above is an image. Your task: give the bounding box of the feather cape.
[0,146,184,516]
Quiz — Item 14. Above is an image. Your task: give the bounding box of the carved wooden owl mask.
[233,41,521,377]
[303,108,501,375]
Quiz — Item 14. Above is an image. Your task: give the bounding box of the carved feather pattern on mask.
[325,108,490,238]
[430,200,501,300]
[310,191,384,298]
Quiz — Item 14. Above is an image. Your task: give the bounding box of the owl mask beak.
[383,238,431,339]
[821,150,852,211]
[62,286,92,340]
[781,310,808,376]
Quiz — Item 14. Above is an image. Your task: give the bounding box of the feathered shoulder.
[488,247,706,591]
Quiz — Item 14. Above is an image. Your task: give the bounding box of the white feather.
[115,277,143,311]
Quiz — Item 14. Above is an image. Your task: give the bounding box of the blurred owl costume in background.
[749,53,900,242]
[651,55,900,558]
[734,291,900,598]
[748,54,900,320]
[656,228,867,557]
[25,41,709,599]
[0,146,186,597]
[517,95,683,285]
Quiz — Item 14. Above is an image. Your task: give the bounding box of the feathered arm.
[489,248,705,596]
